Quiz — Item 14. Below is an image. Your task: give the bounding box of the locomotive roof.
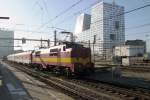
[7,43,86,57]
[7,51,32,57]
[33,44,66,54]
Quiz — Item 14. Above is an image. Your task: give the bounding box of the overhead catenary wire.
[55,0,100,26]
[126,22,150,30]
[42,0,49,16]
[39,0,84,29]
[3,20,150,37]
[2,20,150,43]
[55,2,150,28]
[50,3,150,47]
[2,2,150,50]
[3,2,150,37]
[0,46,21,47]
[0,28,52,34]
[90,3,150,25]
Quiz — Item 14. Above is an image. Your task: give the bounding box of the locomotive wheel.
[38,64,44,71]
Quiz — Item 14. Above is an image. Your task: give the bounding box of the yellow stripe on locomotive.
[32,57,90,65]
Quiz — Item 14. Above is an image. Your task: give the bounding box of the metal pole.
[54,30,57,46]
[88,40,90,48]
[93,43,95,63]
[70,33,73,42]
[93,35,96,63]
[47,39,50,47]
[40,38,42,48]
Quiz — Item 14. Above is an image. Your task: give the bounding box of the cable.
[126,22,150,30]
[0,28,51,34]
[55,3,150,36]
[0,46,21,47]
[56,0,100,26]
[90,3,150,25]
[47,26,68,31]
[126,30,150,36]
[42,0,49,16]
[6,3,150,51]
[40,0,84,28]
[56,3,150,26]
[33,0,43,11]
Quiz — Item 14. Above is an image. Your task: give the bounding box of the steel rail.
[5,62,119,100]
[5,61,150,100]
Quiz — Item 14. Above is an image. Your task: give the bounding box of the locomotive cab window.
[50,48,58,52]
[49,48,58,56]
[35,51,41,57]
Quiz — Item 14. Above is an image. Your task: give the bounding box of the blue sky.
[0,0,150,51]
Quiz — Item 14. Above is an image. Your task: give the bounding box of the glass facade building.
[75,2,125,59]
[74,13,91,36]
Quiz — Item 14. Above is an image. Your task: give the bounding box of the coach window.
[63,46,66,51]
[35,51,41,57]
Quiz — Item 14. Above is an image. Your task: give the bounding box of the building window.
[115,21,120,30]
[110,34,116,41]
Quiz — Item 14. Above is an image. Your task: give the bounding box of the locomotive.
[7,42,94,76]
[143,53,150,63]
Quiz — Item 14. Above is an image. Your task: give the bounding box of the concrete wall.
[115,45,145,57]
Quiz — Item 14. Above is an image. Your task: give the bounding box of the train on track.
[7,42,94,76]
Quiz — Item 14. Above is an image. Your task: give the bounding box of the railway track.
[4,62,119,100]
[4,61,150,100]
[68,78,150,100]
[121,66,150,72]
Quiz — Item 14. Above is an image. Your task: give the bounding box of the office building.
[0,29,14,58]
[75,2,125,59]
[74,13,91,36]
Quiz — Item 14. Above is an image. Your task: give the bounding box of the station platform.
[0,61,74,100]
[0,66,12,100]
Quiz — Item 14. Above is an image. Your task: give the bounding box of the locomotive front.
[67,43,94,75]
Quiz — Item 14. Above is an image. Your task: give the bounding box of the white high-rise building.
[0,30,14,58]
[74,13,91,36]
[75,2,125,59]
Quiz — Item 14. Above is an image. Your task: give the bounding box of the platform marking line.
[6,83,27,96]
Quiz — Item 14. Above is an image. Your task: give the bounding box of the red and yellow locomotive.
[7,42,94,76]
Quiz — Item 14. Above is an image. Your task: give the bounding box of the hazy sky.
[0,0,150,51]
